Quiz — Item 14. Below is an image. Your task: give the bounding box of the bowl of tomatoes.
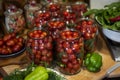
[0,33,25,58]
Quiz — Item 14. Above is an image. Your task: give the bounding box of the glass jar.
[62,5,76,24]
[24,0,41,29]
[75,18,98,53]
[56,28,84,75]
[71,1,88,18]
[34,8,51,29]
[48,19,65,40]
[26,28,53,67]
[4,5,25,34]
[47,2,61,19]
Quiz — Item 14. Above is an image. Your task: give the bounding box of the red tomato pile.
[0,33,24,55]
[26,30,53,66]
[56,30,84,74]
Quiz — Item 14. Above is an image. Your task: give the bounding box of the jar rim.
[27,28,48,40]
[60,28,82,41]
[4,9,23,16]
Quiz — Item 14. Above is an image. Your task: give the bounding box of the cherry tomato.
[6,39,15,47]
[0,39,4,46]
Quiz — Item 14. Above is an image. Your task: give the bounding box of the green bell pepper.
[84,52,102,72]
[24,66,49,80]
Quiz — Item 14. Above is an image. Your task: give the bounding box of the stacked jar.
[71,1,88,18]
[47,19,65,40]
[34,8,51,29]
[47,2,61,19]
[26,28,53,67]
[56,28,84,75]
[75,18,98,53]
[24,0,41,29]
[62,5,76,24]
[4,5,25,34]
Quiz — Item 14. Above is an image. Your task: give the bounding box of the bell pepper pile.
[84,52,102,72]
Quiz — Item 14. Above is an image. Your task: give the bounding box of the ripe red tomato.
[11,32,16,38]
[68,54,76,61]
[61,58,68,64]
[87,20,93,25]
[84,33,91,40]
[17,37,23,43]
[73,63,80,71]
[0,39,4,46]
[12,44,21,52]
[41,56,47,61]
[67,62,73,69]
[63,42,70,48]
[1,48,9,54]
[72,43,80,51]
[46,51,52,58]
[46,42,52,50]
[6,39,15,47]
[66,48,73,54]
[41,49,48,56]
[3,34,12,42]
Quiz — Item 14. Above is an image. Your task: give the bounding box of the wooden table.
[0,34,120,80]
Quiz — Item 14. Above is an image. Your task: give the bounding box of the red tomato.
[66,48,73,54]
[46,51,52,58]
[0,39,4,46]
[46,42,52,50]
[11,32,16,38]
[3,34,12,42]
[67,62,73,69]
[73,63,80,71]
[41,49,48,56]
[84,33,91,40]
[17,37,23,43]
[0,48,2,53]
[1,48,9,54]
[61,58,68,64]
[41,56,47,61]
[72,43,80,51]
[12,44,21,52]
[68,54,76,61]
[6,39,15,47]
[87,20,93,25]
[63,42,70,48]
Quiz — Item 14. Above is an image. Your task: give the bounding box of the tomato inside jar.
[48,2,61,18]
[34,9,51,28]
[48,20,65,40]
[75,18,98,53]
[56,30,84,75]
[4,5,25,34]
[26,29,53,67]
[71,2,88,18]
[62,5,76,24]
[24,0,41,29]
